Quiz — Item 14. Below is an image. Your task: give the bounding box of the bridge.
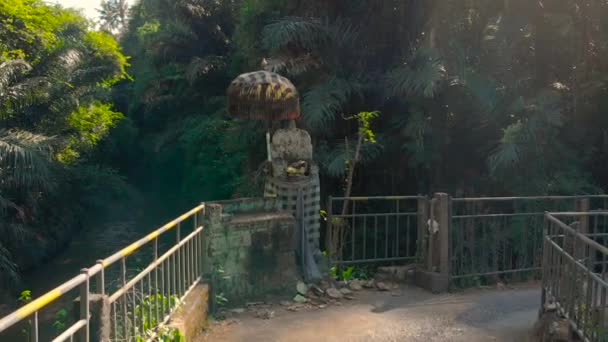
[0,194,607,341]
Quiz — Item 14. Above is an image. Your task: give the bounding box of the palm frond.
[263,54,320,76]
[0,129,57,190]
[526,89,563,130]
[1,77,51,116]
[262,17,327,52]
[488,121,527,174]
[386,48,446,98]
[185,56,226,83]
[301,78,363,132]
[324,17,360,54]
[319,140,383,178]
[0,60,32,91]
[0,241,18,287]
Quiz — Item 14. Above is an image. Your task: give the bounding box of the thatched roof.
[227,71,300,121]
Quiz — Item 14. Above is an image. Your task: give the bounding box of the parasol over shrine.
[227,70,301,162]
[227,70,300,121]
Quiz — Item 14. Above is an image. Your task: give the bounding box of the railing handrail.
[545,211,608,256]
[0,273,88,332]
[452,195,608,202]
[107,226,203,303]
[329,195,424,201]
[0,202,206,336]
[542,211,608,342]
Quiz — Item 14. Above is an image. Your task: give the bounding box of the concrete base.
[169,282,209,341]
[414,270,449,293]
[376,265,417,285]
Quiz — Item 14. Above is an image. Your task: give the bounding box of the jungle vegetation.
[2,0,608,294]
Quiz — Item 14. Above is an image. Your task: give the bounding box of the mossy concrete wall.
[203,198,299,304]
[168,282,209,341]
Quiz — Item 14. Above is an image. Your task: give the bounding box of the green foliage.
[135,293,180,331]
[59,102,124,163]
[0,0,132,294]
[18,289,31,304]
[52,308,68,333]
[356,111,380,143]
[83,31,130,84]
[0,0,86,60]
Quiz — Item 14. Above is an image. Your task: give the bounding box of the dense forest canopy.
[1,0,608,294]
[0,0,130,290]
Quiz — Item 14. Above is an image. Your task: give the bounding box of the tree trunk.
[341,132,364,216]
[534,2,549,87]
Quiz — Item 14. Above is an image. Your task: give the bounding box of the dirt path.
[199,283,540,342]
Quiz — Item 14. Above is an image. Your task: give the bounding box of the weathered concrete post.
[72,294,110,342]
[414,193,450,293]
[435,193,451,283]
[203,203,222,313]
[576,198,590,235]
[576,198,590,265]
[417,196,429,265]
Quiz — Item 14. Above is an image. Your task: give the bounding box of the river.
[0,194,177,341]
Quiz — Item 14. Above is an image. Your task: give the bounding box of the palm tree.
[0,60,56,286]
[97,0,130,34]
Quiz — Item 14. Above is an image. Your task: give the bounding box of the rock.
[376,265,417,283]
[326,288,344,299]
[496,282,506,290]
[230,308,245,314]
[255,309,275,320]
[376,282,391,291]
[349,280,363,291]
[363,279,376,288]
[344,294,355,300]
[293,294,308,303]
[311,284,325,296]
[280,300,292,306]
[297,281,309,296]
[336,280,348,288]
[391,289,403,297]
[318,304,327,309]
[544,303,558,312]
[549,319,571,341]
[340,288,353,296]
[286,303,305,312]
[245,301,264,307]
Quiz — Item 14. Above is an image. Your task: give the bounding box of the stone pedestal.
[264,125,321,257]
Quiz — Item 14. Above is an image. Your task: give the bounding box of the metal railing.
[326,196,427,266]
[449,195,608,287]
[542,212,608,342]
[0,203,206,342]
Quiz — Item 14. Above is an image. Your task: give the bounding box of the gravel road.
[199,283,541,342]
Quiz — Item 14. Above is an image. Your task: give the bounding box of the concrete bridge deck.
[200,282,540,342]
